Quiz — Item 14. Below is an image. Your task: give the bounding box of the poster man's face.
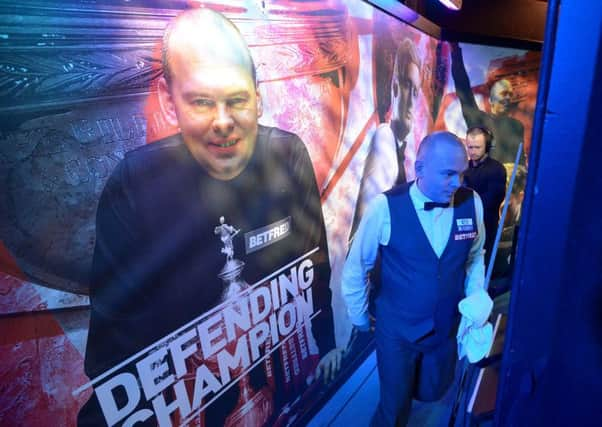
[466,133,487,162]
[160,46,262,180]
[490,79,513,115]
[391,61,421,141]
[416,142,468,203]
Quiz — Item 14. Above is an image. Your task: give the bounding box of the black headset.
[466,126,494,153]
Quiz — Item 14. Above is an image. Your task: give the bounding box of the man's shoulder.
[507,114,524,130]
[384,182,411,199]
[455,186,476,206]
[258,124,301,145]
[495,114,524,134]
[118,135,190,178]
[102,135,191,192]
[457,186,476,196]
[485,156,507,174]
[488,156,505,167]
[370,124,397,154]
[373,123,394,139]
[257,124,309,164]
[123,134,184,163]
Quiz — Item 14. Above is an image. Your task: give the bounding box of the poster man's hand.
[315,348,345,384]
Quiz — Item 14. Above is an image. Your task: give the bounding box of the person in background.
[352,38,422,234]
[464,126,507,266]
[451,42,524,165]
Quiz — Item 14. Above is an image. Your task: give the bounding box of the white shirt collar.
[410,181,456,211]
[410,181,434,211]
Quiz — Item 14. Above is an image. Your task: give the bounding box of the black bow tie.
[424,201,450,211]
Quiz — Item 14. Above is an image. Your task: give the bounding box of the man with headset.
[464,126,507,265]
[450,42,525,165]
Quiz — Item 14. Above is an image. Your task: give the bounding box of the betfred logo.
[245,216,291,254]
[454,231,477,241]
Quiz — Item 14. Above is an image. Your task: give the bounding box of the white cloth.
[457,289,494,363]
[341,182,486,328]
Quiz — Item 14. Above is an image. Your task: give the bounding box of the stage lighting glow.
[439,0,462,11]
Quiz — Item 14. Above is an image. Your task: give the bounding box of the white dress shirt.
[342,182,486,328]
[355,124,401,220]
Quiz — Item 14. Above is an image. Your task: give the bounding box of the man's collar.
[411,181,437,211]
[394,135,406,149]
[411,181,453,211]
[470,154,489,168]
[411,181,432,204]
[389,123,408,149]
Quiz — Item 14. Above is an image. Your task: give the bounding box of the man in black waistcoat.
[342,132,486,426]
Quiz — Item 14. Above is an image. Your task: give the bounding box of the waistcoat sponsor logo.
[454,231,478,241]
[456,218,474,232]
[245,216,291,254]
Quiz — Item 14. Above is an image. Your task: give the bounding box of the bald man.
[342,132,486,426]
[79,9,341,426]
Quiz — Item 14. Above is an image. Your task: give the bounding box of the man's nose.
[212,103,234,135]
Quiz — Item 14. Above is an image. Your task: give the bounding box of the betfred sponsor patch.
[245,216,291,254]
[454,231,478,241]
[456,218,474,232]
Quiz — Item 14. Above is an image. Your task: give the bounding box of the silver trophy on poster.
[214,216,249,300]
[212,216,274,427]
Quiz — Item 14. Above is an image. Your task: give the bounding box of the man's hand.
[315,348,345,384]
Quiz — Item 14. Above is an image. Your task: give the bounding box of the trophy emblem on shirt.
[214,216,249,300]
[212,216,274,427]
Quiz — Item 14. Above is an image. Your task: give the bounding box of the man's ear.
[256,89,263,118]
[157,77,179,127]
[414,159,424,178]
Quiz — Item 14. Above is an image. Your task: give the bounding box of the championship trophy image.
[183,217,274,427]
[214,216,249,301]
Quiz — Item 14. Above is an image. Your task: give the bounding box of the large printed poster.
[0,1,540,425]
